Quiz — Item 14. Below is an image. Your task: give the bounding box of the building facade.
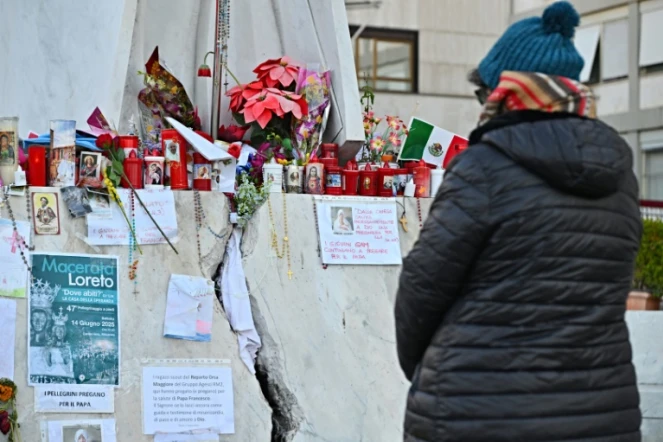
[513,0,663,199]
[346,0,511,139]
[348,0,663,198]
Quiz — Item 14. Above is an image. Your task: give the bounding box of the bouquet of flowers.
[0,379,21,442]
[291,65,332,162]
[361,113,407,163]
[358,84,407,163]
[137,46,201,152]
[225,56,310,175]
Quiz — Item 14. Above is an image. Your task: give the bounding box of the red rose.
[0,417,9,435]
[0,411,7,420]
[95,133,114,149]
[227,142,242,159]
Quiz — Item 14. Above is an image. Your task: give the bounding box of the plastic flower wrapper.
[137,46,201,151]
[292,64,332,161]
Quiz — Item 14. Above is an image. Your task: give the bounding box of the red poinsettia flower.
[95,133,114,149]
[253,56,302,88]
[226,81,264,113]
[241,89,282,129]
[227,142,242,159]
[218,125,249,143]
[276,90,308,119]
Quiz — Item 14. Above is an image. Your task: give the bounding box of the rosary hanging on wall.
[267,193,293,280]
[1,187,35,280]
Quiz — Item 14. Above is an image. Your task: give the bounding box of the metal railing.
[640,200,663,220]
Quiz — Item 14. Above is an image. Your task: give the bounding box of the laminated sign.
[28,253,120,386]
[315,199,402,265]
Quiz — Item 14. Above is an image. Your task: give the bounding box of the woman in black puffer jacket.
[395,3,642,441]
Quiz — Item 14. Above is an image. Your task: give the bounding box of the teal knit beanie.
[478,1,585,89]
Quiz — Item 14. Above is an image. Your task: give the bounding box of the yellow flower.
[170,86,178,94]
[0,385,13,401]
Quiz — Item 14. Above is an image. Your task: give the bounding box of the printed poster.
[142,366,235,435]
[315,198,402,265]
[0,219,31,298]
[28,253,120,386]
[398,117,468,168]
[164,275,214,342]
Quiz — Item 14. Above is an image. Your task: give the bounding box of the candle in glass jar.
[28,146,47,186]
[413,160,431,198]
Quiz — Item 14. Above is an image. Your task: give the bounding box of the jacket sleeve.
[395,151,492,380]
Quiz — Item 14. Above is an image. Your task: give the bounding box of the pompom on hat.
[478,1,585,89]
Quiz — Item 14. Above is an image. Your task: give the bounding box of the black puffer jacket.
[395,111,642,442]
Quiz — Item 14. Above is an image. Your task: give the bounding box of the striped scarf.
[479,71,596,125]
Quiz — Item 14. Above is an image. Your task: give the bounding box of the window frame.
[350,26,419,94]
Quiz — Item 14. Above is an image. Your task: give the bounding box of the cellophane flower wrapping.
[292,65,331,161]
[137,47,201,153]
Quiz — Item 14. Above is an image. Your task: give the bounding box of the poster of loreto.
[28,253,120,387]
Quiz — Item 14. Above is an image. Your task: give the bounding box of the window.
[574,25,600,83]
[645,149,663,200]
[601,19,628,80]
[640,8,663,68]
[350,26,418,93]
[573,19,628,84]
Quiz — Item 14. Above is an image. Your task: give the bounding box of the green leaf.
[250,129,266,147]
[112,159,124,174]
[232,112,246,126]
[116,148,126,162]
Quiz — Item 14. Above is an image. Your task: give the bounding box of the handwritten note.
[87,189,178,245]
[315,199,402,265]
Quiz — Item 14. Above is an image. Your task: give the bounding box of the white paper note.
[164,275,214,342]
[0,298,17,379]
[315,199,402,265]
[142,366,234,435]
[35,385,115,413]
[87,188,178,245]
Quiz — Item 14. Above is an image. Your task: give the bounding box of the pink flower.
[226,81,263,113]
[241,90,282,129]
[387,116,402,130]
[370,137,385,151]
[388,133,402,147]
[253,56,302,88]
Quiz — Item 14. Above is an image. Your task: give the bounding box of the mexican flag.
[398,117,468,168]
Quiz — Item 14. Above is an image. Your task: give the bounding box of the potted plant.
[630,218,663,310]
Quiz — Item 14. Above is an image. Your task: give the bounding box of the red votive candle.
[325,165,343,195]
[359,163,378,196]
[413,160,431,198]
[28,146,47,186]
[122,150,143,189]
[193,152,212,191]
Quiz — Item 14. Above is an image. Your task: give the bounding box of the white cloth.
[219,228,261,373]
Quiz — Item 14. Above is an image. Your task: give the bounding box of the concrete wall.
[5,191,661,440]
[9,191,272,441]
[8,192,434,441]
